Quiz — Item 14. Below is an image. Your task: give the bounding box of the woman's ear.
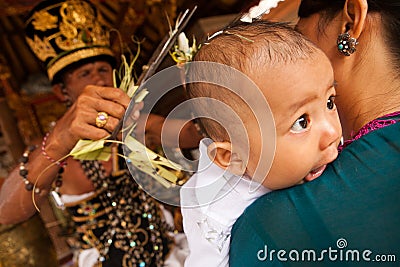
[207,141,246,176]
[343,0,368,38]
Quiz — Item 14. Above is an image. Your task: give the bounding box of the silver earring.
[337,32,358,56]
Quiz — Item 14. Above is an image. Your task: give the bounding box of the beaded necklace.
[338,111,400,152]
[67,159,171,267]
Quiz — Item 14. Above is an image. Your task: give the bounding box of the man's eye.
[99,67,110,73]
[327,95,336,110]
[78,70,90,78]
[291,114,310,133]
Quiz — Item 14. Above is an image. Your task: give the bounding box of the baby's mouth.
[304,165,326,182]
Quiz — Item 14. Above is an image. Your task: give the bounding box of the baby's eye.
[327,95,336,110]
[291,114,310,133]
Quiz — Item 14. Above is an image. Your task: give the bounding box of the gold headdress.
[25,0,114,82]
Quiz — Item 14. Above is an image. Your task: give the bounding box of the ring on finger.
[95,111,109,128]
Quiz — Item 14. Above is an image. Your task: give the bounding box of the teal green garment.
[230,122,400,267]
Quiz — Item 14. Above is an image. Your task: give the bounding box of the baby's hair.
[187,20,320,142]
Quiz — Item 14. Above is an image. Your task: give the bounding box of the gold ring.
[95,112,109,128]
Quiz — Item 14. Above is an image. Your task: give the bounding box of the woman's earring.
[337,32,358,56]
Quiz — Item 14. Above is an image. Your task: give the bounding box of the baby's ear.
[207,141,246,176]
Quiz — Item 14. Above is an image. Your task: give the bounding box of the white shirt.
[180,138,271,267]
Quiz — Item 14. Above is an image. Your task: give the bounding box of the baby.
[180,20,342,266]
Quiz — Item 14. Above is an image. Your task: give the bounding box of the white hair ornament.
[240,0,285,23]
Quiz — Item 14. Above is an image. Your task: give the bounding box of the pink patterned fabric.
[338,111,400,152]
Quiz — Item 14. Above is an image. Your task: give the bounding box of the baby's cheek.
[263,163,306,190]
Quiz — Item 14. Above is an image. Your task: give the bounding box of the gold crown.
[25,0,114,81]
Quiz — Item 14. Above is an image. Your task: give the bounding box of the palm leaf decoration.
[68,53,182,188]
[69,53,145,162]
[64,7,197,188]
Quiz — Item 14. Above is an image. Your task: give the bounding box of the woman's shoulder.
[230,122,400,264]
[241,121,400,216]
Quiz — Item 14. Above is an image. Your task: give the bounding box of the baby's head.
[187,20,342,189]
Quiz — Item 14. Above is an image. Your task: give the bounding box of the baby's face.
[246,50,342,190]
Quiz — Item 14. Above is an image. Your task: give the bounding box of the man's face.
[63,60,114,102]
[246,51,342,190]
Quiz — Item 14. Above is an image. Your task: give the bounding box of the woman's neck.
[338,65,400,139]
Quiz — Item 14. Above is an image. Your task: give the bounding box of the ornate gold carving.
[32,10,58,31]
[54,0,110,51]
[0,214,58,266]
[25,35,57,62]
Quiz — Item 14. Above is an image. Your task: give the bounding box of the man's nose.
[91,70,111,86]
[92,71,107,86]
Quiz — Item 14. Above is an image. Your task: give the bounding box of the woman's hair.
[298,0,400,70]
